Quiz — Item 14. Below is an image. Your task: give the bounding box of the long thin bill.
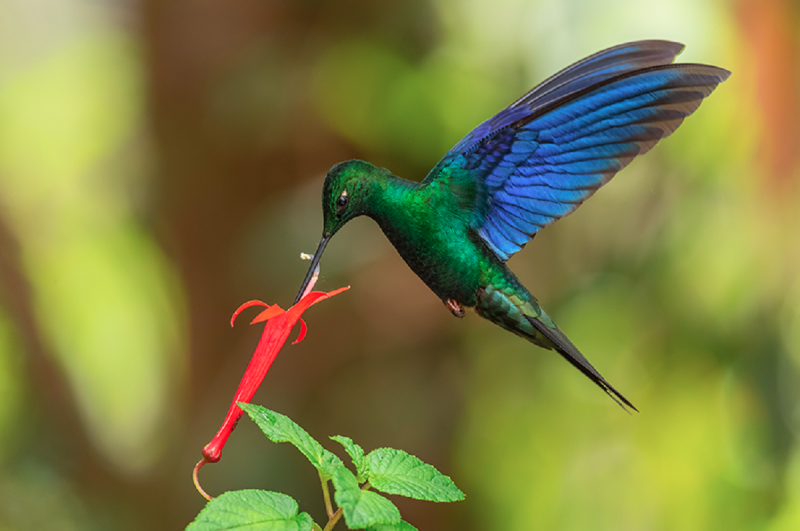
[294,236,330,304]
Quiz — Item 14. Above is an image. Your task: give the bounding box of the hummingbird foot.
[445,299,466,318]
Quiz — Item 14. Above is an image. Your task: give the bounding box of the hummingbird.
[295,41,729,411]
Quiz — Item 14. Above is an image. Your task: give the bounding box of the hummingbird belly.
[379,218,496,308]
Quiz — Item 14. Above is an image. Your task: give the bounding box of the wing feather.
[425,42,729,262]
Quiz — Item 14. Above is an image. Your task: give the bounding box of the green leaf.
[366,522,419,531]
[239,403,343,478]
[311,524,323,531]
[186,490,313,531]
[331,435,366,480]
[365,448,464,502]
[332,465,401,529]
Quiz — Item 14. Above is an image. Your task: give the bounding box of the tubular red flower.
[194,286,349,499]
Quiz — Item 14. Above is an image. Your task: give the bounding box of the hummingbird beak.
[294,234,330,304]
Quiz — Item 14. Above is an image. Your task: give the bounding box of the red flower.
[193,285,349,500]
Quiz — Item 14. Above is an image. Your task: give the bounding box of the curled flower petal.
[250,305,286,324]
[291,318,308,345]
[231,300,268,327]
[286,286,351,320]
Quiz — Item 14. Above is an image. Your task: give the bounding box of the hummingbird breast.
[365,178,500,308]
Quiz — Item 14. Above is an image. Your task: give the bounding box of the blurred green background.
[0,0,798,529]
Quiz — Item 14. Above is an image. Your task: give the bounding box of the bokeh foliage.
[0,0,798,530]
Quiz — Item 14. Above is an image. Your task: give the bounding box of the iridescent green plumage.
[296,41,730,410]
[312,159,634,410]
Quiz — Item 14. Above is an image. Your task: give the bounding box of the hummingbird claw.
[445,299,465,318]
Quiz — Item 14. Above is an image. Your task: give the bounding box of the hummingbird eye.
[336,193,349,215]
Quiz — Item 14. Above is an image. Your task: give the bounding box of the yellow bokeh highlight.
[0,32,186,473]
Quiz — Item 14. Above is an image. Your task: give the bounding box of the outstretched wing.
[425,41,730,262]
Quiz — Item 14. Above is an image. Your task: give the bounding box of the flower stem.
[323,507,343,531]
[193,459,213,501]
[321,480,371,530]
[320,473,334,518]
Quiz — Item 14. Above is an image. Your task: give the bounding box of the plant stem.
[323,507,343,531]
[321,480,372,530]
[192,459,213,501]
[319,473,334,518]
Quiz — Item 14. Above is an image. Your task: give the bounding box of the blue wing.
[424,41,730,262]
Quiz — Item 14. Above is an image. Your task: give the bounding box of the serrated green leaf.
[331,435,366,480]
[366,521,419,531]
[186,490,313,531]
[239,403,343,478]
[365,448,464,502]
[332,465,401,529]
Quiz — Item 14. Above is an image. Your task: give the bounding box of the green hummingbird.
[295,41,729,410]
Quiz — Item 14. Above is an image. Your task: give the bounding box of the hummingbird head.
[320,159,379,239]
[294,159,389,303]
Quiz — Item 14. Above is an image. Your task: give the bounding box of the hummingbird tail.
[524,315,637,413]
[475,285,637,412]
